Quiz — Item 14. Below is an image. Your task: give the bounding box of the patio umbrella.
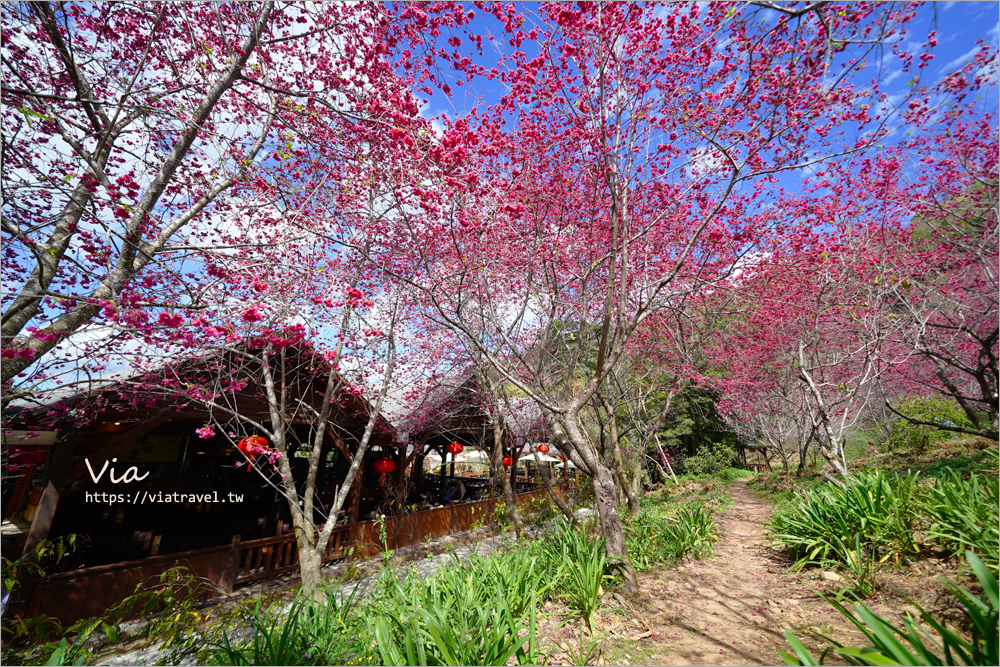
[524,452,561,463]
[555,460,578,469]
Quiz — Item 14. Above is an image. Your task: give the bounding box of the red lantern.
[373,458,395,487]
[446,442,464,456]
[537,443,550,454]
[502,456,513,468]
[237,435,271,471]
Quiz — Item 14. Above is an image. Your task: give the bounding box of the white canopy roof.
[522,452,561,463]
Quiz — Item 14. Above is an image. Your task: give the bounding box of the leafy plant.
[369,571,541,665]
[542,521,609,634]
[781,552,998,666]
[662,505,717,561]
[767,470,921,568]
[684,443,737,475]
[558,626,603,666]
[1,534,79,598]
[625,503,717,570]
[365,544,546,666]
[886,397,972,453]
[106,565,201,656]
[205,581,370,666]
[813,535,881,599]
[207,598,316,666]
[43,639,86,666]
[624,510,671,571]
[917,471,999,572]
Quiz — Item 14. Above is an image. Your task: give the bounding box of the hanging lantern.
[446,442,464,456]
[502,456,513,468]
[373,458,396,487]
[237,435,272,471]
[537,443,550,454]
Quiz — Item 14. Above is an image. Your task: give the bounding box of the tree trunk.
[627,465,642,517]
[591,461,638,591]
[297,539,323,601]
[492,419,524,538]
[600,392,639,515]
[555,409,638,590]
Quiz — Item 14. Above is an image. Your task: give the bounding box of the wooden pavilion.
[3,344,399,570]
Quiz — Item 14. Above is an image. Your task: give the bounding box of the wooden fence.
[23,485,567,626]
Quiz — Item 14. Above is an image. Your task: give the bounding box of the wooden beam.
[329,430,353,463]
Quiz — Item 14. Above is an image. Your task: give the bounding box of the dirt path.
[599,479,893,666]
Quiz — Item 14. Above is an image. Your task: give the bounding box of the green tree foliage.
[887,397,975,452]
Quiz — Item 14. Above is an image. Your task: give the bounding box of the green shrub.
[886,397,971,452]
[718,467,755,481]
[684,444,737,475]
[781,552,998,666]
[520,495,560,527]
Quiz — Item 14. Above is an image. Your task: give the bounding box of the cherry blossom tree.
[370,1,928,588]
[0,1,427,399]
[65,220,414,589]
[877,99,999,439]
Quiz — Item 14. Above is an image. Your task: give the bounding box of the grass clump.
[625,479,721,572]
[206,583,370,666]
[538,520,610,634]
[767,469,999,577]
[919,470,998,572]
[768,470,921,570]
[367,519,614,664]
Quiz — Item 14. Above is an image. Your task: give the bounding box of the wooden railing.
[233,524,350,586]
[23,483,568,626]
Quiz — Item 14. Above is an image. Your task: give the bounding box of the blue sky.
[413,2,999,130]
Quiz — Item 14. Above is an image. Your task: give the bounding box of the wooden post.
[5,465,36,518]
[20,435,76,560]
[348,471,363,542]
[224,535,241,593]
